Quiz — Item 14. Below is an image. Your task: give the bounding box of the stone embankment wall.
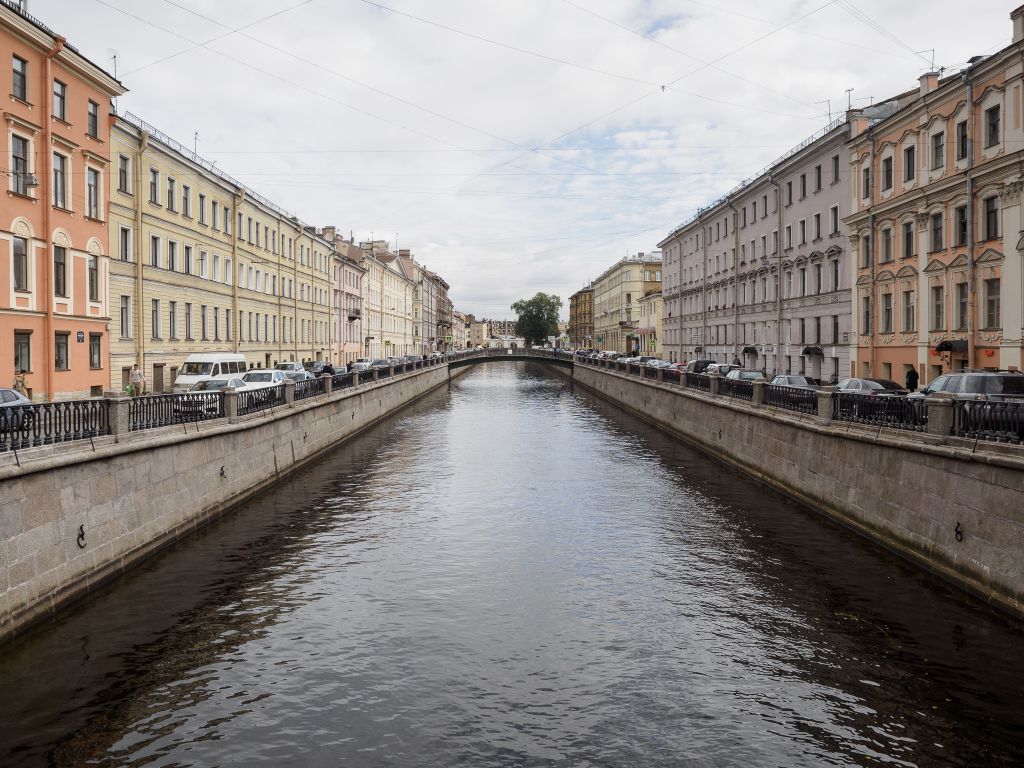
[569,364,1024,618]
[0,365,462,642]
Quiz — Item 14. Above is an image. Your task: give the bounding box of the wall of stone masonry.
[569,364,1024,618]
[0,365,464,643]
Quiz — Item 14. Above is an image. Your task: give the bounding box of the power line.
[836,0,934,68]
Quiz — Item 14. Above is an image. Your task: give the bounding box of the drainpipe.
[134,130,149,375]
[231,188,244,355]
[700,211,708,358]
[963,67,976,369]
[41,37,65,400]
[868,127,876,375]
[769,175,783,375]
[727,198,740,363]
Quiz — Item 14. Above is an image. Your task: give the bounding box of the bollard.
[656,368,664,382]
[925,394,955,437]
[106,392,131,441]
[224,388,239,423]
[322,373,333,395]
[750,380,763,404]
[709,373,722,396]
[373,368,380,382]
[284,378,296,405]
[816,389,835,424]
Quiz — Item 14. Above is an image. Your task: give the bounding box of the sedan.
[727,369,766,381]
[769,375,820,389]
[0,387,34,431]
[242,370,287,389]
[283,370,315,382]
[835,378,908,396]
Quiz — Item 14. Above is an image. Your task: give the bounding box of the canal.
[1,363,1022,766]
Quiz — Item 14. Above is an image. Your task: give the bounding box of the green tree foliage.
[511,292,562,345]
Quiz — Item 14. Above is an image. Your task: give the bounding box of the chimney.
[847,110,870,138]
[919,72,939,97]
[322,225,336,242]
[1014,5,1024,43]
[399,249,410,257]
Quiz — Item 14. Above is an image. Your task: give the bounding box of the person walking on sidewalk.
[130,364,146,396]
[905,366,919,393]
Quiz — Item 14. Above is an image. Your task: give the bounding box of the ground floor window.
[14,331,30,372]
[89,333,102,369]
[55,332,69,370]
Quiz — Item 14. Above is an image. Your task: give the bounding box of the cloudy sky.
[41,0,1012,318]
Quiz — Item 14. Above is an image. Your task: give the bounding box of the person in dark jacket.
[905,366,919,392]
[321,362,335,377]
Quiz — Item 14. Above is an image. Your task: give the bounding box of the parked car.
[350,362,372,373]
[173,352,248,392]
[188,376,247,392]
[242,370,287,389]
[726,369,766,381]
[175,377,246,418]
[705,363,740,376]
[354,357,372,365]
[275,361,304,373]
[0,387,34,431]
[835,378,908,396]
[304,361,327,374]
[684,359,716,374]
[646,360,674,369]
[369,359,393,369]
[908,371,1024,402]
[283,370,315,382]
[769,374,820,389]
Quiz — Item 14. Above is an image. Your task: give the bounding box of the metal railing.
[129,392,224,431]
[237,385,286,416]
[954,400,1024,444]
[833,393,928,432]
[685,373,711,392]
[720,378,754,401]
[764,384,817,414]
[294,378,326,401]
[0,399,109,451]
[332,372,357,390]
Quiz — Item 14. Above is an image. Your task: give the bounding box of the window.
[52,152,66,208]
[762,194,768,215]
[985,105,1001,148]
[902,290,915,331]
[831,260,840,291]
[86,168,100,218]
[832,314,840,343]
[881,293,893,332]
[861,296,871,334]
[225,205,232,235]
[52,79,66,120]
[882,157,893,190]
[785,225,792,249]
[786,181,793,205]
[54,332,69,370]
[87,100,99,138]
[118,155,130,193]
[185,303,193,340]
[799,174,807,198]
[53,246,67,296]
[799,267,806,296]
[931,131,944,169]
[985,278,1000,328]
[11,134,29,195]
[12,55,27,101]
[798,220,806,245]
[956,283,968,329]
[182,185,191,217]
[862,166,870,198]
[88,255,98,301]
[830,205,839,234]
[752,201,757,219]
[226,308,232,341]
[12,235,28,291]
[167,241,177,271]
[955,205,967,246]
[117,226,130,262]
[813,213,821,240]
[169,301,177,339]
[814,264,822,294]
[902,221,914,258]
[14,331,30,372]
[984,196,999,240]
[166,177,176,211]
[184,245,192,275]
[198,250,207,278]
[120,296,130,338]
[152,299,161,338]
[201,305,208,340]
[212,201,219,230]
[150,235,160,267]
[832,154,840,183]
[904,145,915,181]
[930,213,943,251]
[199,193,206,224]
[861,235,871,267]
[815,165,822,191]
[238,212,244,239]
[89,334,101,369]
[214,307,220,341]
[931,286,944,330]
[881,229,892,262]
[149,169,159,203]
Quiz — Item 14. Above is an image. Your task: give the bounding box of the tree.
[511,292,562,345]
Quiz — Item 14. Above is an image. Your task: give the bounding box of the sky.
[36,0,1014,319]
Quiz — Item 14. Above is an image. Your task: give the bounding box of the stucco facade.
[846,10,1024,383]
[568,286,593,348]
[328,238,365,366]
[636,291,663,357]
[0,3,125,400]
[360,241,414,358]
[592,253,662,353]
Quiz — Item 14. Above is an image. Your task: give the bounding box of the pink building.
[325,230,364,365]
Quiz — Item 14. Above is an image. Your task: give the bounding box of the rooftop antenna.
[845,88,854,111]
[815,99,832,123]
[917,49,936,71]
[193,131,199,155]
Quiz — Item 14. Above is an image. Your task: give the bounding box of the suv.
[910,371,1024,401]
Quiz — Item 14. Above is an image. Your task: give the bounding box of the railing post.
[284,378,296,406]
[656,368,664,382]
[105,392,131,441]
[926,394,955,437]
[678,371,688,389]
[321,373,332,396]
[373,368,380,382]
[709,373,722,396]
[751,380,763,404]
[816,389,835,424]
[224,388,239,423]
[388,365,395,377]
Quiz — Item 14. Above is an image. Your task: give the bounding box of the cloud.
[51,0,1012,318]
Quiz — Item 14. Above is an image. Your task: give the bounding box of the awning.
[801,345,824,356]
[935,339,968,353]
[741,346,757,355]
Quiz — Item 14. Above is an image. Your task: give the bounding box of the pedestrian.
[130,362,146,393]
[905,366,919,392]
[322,362,335,377]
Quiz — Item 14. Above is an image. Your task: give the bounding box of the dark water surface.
[2,363,1023,767]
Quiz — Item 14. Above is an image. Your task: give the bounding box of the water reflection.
[1,363,1022,767]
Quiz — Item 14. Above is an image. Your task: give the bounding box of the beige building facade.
[360,241,414,358]
[108,113,333,392]
[636,291,663,357]
[592,252,662,353]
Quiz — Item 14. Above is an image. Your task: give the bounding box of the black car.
[835,378,908,396]
[909,371,1024,402]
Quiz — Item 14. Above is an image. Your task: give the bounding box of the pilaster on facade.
[591,253,662,353]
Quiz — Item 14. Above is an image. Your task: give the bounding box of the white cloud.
[45,0,1013,317]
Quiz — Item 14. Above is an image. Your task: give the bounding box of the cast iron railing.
[294,378,326,401]
[954,400,1024,444]
[129,392,224,431]
[720,378,754,401]
[833,393,928,432]
[764,384,817,414]
[685,373,711,391]
[0,398,109,451]
[237,385,286,416]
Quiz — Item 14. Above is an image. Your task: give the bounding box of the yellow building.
[108,113,333,391]
[592,252,662,353]
[360,241,414,358]
[636,290,664,357]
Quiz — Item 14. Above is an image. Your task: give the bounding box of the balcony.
[347,307,362,320]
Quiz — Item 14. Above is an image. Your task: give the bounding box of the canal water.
[1,363,1022,767]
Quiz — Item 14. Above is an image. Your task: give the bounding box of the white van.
[173,353,248,392]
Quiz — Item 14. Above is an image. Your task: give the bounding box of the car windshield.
[179,362,214,375]
[964,375,1024,395]
[244,372,273,382]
